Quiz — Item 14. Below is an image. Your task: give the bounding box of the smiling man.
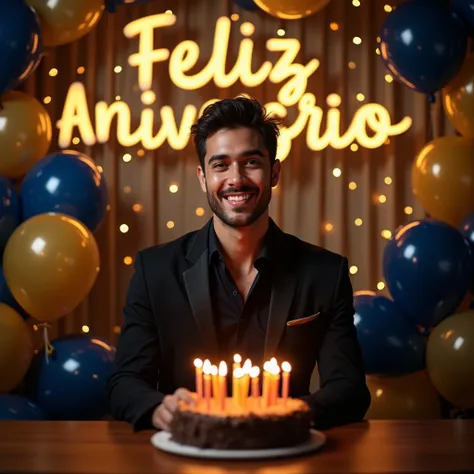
[107,96,371,433]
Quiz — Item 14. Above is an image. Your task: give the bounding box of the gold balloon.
[254,0,331,19]
[0,91,52,179]
[426,310,474,408]
[0,304,34,393]
[3,213,100,323]
[443,54,474,139]
[411,136,474,227]
[366,371,442,420]
[27,0,104,47]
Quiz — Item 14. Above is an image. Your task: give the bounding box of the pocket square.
[286,312,320,327]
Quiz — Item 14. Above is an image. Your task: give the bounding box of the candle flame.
[282,361,291,372]
[243,358,252,373]
[249,366,260,378]
[194,358,203,368]
[263,361,271,372]
[203,359,212,374]
[270,357,277,365]
[233,354,242,363]
[234,367,244,378]
[218,361,227,376]
[211,365,218,376]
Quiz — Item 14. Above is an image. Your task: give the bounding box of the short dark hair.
[190,96,281,170]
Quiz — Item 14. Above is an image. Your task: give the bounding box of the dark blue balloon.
[25,335,116,420]
[452,0,474,37]
[459,212,474,292]
[0,0,43,95]
[21,150,108,233]
[0,394,46,420]
[383,219,472,329]
[0,175,21,255]
[379,0,468,94]
[354,292,426,375]
[234,0,260,11]
[0,264,29,320]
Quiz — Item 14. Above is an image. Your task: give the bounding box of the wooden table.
[0,420,473,473]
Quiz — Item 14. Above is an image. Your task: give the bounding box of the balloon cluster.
[0,0,116,422]
[360,0,474,421]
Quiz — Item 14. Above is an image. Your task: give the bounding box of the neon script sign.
[57,13,412,161]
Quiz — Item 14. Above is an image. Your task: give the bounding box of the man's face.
[197,127,281,228]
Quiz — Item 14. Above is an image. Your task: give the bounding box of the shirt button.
[233,290,238,296]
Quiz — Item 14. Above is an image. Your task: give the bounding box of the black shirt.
[208,221,275,367]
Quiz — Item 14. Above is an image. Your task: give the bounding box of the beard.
[206,183,272,228]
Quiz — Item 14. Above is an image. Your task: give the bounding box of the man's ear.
[197,165,207,193]
[271,159,281,188]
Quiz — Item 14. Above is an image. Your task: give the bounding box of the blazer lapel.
[182,220,219,356]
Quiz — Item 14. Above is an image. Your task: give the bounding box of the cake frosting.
[169,397,312,450]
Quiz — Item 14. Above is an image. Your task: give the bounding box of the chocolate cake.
[169,397,312,450]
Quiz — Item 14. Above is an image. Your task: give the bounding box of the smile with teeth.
[223,193,255,204]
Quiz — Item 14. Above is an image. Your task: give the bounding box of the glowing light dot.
[349,181,358,190]
[49,68,58,77]
[381,230,392,239]
[114,65,122,73]
[133,203,143,212]
[277,29,285,36]
[122,153,132,163]
[384,177,392,185]
[77,66,85,74]
[356,93,365,101]
[350,265,358,274]
[376,48,381,55]
[137,149,145,157]
[82,325,90,333]
[384,5,393,12]
[350,143,359,152]
[115,95,121,101]
[169,184,179,193]
[124,186,132,194]
[231,13,239,21]
[327,93,341,107]
[377,281,385,290]
[385,74,394,83]
[332,168,342,178]
[325,223,334,232]
[354,218,363,226]
[378,194,387,203]
[240,22,255,36]
[404,206,414,215]
[124,256,133,265]
[353,37,362,45]
[72,137,80,145]
[120,224,129,233]
[352,0,360,6]
[330,22,339,31]
[165,9,173,14]
[43,96,51,104]
[196,207,205,217]
[385,138,391,145]
[113,326,121,334]
[348,61,356,69]
[141,90,156,105]
[97,165,104,173]
[167,221,175,229]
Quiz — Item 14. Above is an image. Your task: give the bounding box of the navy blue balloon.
[459,212,474,292]
[353,292,426,375]
[0,264,29,320]
[25,335,116,420]
[379,0,468,94]
[0,0,43,95]
[21,150,108,233]
[0,175,21,255]
[0,394,46,420]
[452,0,474,36]
[383,219,472,329]
[235,0,260,11]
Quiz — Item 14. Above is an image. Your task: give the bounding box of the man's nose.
[227,162,246,185]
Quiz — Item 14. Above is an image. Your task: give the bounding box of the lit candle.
[241,358,252,404]
[262,361,271,408]
[218,361,227,411]
[249,366,260,408]
[203,359,212,411]
[211,364,219,408]
[233,367,244,408]
[281,361,291,405]
[194,358,203,402]
[270,363,280,406]
[232,354,241,405]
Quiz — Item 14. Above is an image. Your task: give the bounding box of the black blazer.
[107,218,371,430]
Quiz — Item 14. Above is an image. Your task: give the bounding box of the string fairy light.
[167,221,175,229]
[384,177,392,185]
[377,281,385,290]
[381,230,392,239]
[348,181,357,190]
[49,68,58,77]
[330,22,339,31]
[354,218,363,226]
[332,168,342,178]
[123,256,133,265]
[277,29,285,36]
[196,207,205,217]
[169,184,179,193]
[404,206,414,215]
[349,265,358,274]
[119,224,129,233]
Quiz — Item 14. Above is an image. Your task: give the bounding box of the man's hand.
[152,388,195,431]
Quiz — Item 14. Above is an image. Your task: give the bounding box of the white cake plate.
[150,429,326,460]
